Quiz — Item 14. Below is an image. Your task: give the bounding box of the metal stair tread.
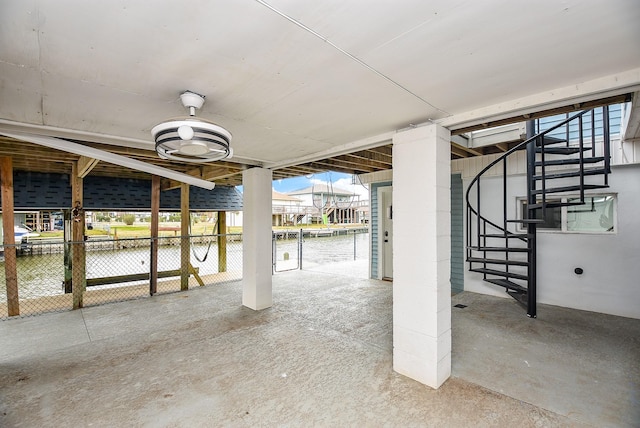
[531,184,608,195]
[467,246,529,252]
[506,290,529,306]
[470,267,529,281]
[534,136,567,146]
[535,156,605,166]
[536,146,591,154]
[467,257,529,266]
[528,201,588,209]
[480,233,527,239]
[532,168,607,181]
[485,278,528,293]
[506,219,544,224]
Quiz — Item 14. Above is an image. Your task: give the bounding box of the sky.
[239,171,370,200]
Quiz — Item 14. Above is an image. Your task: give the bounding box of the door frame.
[377,186,393,280]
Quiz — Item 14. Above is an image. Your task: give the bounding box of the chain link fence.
[272,228,369,272]
[2,228,369,320]
[0,233,242,320]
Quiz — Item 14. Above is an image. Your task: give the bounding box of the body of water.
[1,231,369,302]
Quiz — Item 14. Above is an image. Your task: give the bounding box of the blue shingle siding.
[5,172,71,209]
[2,172,242,211]
[159,184,243,211]
[84,176,151,210]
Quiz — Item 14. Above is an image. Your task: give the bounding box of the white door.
[380,187,393,279]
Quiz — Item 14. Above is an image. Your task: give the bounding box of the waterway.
[1,231,369,302]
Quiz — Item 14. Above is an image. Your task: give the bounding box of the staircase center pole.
[526,120,538,318]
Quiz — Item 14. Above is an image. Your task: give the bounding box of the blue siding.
[537,103,622,140]
[451,174,464,293]
[369,177,464,291]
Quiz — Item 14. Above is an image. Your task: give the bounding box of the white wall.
[463,164,640,319]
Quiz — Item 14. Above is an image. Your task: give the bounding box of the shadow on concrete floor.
[0,267,637,427]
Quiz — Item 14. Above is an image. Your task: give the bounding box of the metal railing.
[465,106,611,317]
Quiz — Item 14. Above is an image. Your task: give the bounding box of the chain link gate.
[272,229,302,272]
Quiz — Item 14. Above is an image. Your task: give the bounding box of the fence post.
[150,175,160,295]
[299,228,303,269]
[353,230,357,260]
[1,156,19,316]
[180,183,189,291]
[272,231,276,273]
[217,211,227,272]
[71,161,86,309]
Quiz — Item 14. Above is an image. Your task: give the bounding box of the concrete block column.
[242,167,273,310]
[392,123,451,389]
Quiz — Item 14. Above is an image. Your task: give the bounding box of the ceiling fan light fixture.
[152,91,233,163]
[177,124,194,140]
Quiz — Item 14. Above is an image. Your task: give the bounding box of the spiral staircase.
[465,106,612,317]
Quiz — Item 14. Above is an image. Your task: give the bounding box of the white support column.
[242,167,273,310]
[392,123,451,389]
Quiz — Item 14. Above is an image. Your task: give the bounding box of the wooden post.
[63,210,72,293]
[150,175,160,295]
[1,157,19,316]
[180,183,189,290]
[217,211,227,272]
[71,162,86,309]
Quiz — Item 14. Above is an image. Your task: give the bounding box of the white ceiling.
[1,0,639,168]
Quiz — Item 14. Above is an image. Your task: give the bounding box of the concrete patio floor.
[0,266,638,427]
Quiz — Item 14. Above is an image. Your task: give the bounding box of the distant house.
[271,190,305,226]
[287,184,366,224]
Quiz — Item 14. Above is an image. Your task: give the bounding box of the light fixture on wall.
[152,91,233,163]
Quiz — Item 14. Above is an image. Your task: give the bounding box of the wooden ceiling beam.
[306,160,377,174]
[77,156,100,178]
[450,145,470,158]
[329,155,390,170]
[367,145,393,156]
[338,152,392,167]
[451,141,484,157]
[495,143,509,152]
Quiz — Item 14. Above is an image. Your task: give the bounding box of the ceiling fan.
[152,91,233,163]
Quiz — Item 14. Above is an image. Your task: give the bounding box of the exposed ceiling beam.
[1,132,216,190]
[450,146,470,158]
[77,156,100,178]
[495,143,509,153]
[368,145,392,156]
[343,151,393,165]
[161,164,244,190]
[330,154,391,170]
[451,141,483,157]
[305,160,377,174]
